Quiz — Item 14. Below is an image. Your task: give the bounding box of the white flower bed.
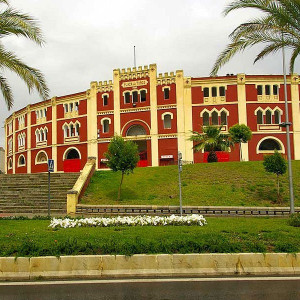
[49,214,207,229]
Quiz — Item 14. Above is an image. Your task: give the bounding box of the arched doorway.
[126,124,148,167]
[63,147,81,172]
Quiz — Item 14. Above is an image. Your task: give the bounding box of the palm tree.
[211,0,300,76]
[189,125,233,162]
[0,0,49,109]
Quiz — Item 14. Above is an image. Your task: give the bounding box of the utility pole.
[178,152,183,216]
[281,39,295,214]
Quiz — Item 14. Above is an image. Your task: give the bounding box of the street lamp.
[282,41,295,214]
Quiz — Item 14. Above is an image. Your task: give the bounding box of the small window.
[266,110,272,124]
[64,125,68,138]
[44,109,47,118]
[257,110,263,124]
[8,158,12,169]
[164,88,170,100]
[75,102,79,111]
[273,85,278,95]
[132,91,138,103]
[124,92,130,104]
[212,111,218,125]
[140,90,146,102]
[18,155,25,166]
[103,95,108,106]
[103,120,109,133]
[203,112,209,126]
[220,111,227,125]
[212,87,217,97]
[69,103,73,112]
[36,152,47,163]
[64,104,68,113]
[219,86,225,97]
[274,110,281,124]
[257,85,263,95]
[265,85,271,95]
[75,124,80,136]
[163,114,172,129]
[203,88,209,97]
[70,124,74,136]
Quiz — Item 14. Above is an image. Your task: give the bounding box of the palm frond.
[0,8,44,45]
[0,75,13,109]
[0,44,49,100]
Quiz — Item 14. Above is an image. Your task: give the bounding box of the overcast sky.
[0,0,299,147]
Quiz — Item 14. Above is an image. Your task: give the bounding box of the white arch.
[219,108,230,116]
[121,119,150,135]
[161,112,174,120]
[272,106,283,115]
[256,136,285,154]
[100,117,112,125]
[35,150,48,164]
[18,154,26,167]
[63,147,82,160]
[254,107,264,115]
[200,108,210,117]
[210,107,220,116]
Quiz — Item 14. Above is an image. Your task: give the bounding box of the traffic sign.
[48,159,54,172]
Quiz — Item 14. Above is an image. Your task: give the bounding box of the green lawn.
[0,218,299,256]
[81,161,300,207]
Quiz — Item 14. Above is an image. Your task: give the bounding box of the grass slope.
[0,218,299,256]
[81,161,300,207]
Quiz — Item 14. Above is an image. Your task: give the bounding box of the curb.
[0,253,299,280]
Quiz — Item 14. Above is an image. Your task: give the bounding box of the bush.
[288,213,300,227]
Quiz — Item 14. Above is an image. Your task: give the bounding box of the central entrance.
[126,124,148,167]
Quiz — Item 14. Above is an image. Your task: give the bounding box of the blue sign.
[48,159,54,172]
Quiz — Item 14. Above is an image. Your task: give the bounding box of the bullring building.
[4,63,300,173]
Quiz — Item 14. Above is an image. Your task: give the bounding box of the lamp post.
[281,39,295,214]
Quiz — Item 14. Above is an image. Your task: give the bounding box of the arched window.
[212,87,217,97]
[103,95,108,106]
[65,148,80,160]
[124,92,130,104]
[266,110,272,124]
[140,90,146,102]
[212,111,218,125]
[126,125,147,136]
[203,112,209,126]
[70,124,74,136]
[40,130,44,141]
[132,91,138,103]
[274,110,281,124]
[219,86,225,97]
[203,87,209,97]
[220,111,227,125]
[257,85,263,95]
[102,119,109,133]
[75,123,80,136]
[8,158,12,169]
[163,114,172,129]
[18,155,26,166]
[257,110,263,124]
[36,151,48,164]
[64,125,68,138]
[258,138,282,151]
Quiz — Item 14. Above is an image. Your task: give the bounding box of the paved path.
[1,277,299,300]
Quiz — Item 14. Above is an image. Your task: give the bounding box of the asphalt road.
[0,277,299,300]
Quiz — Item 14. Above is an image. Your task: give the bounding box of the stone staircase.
[0,173,79,215]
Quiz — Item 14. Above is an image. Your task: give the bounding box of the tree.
[189,125,233,163]
[105,136,139,200]
[0,0,49,109]
[229,124,252,161]
[211,0,300,76]
[263,150,287,203]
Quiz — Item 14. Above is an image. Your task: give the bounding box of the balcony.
[64,136,80,143]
